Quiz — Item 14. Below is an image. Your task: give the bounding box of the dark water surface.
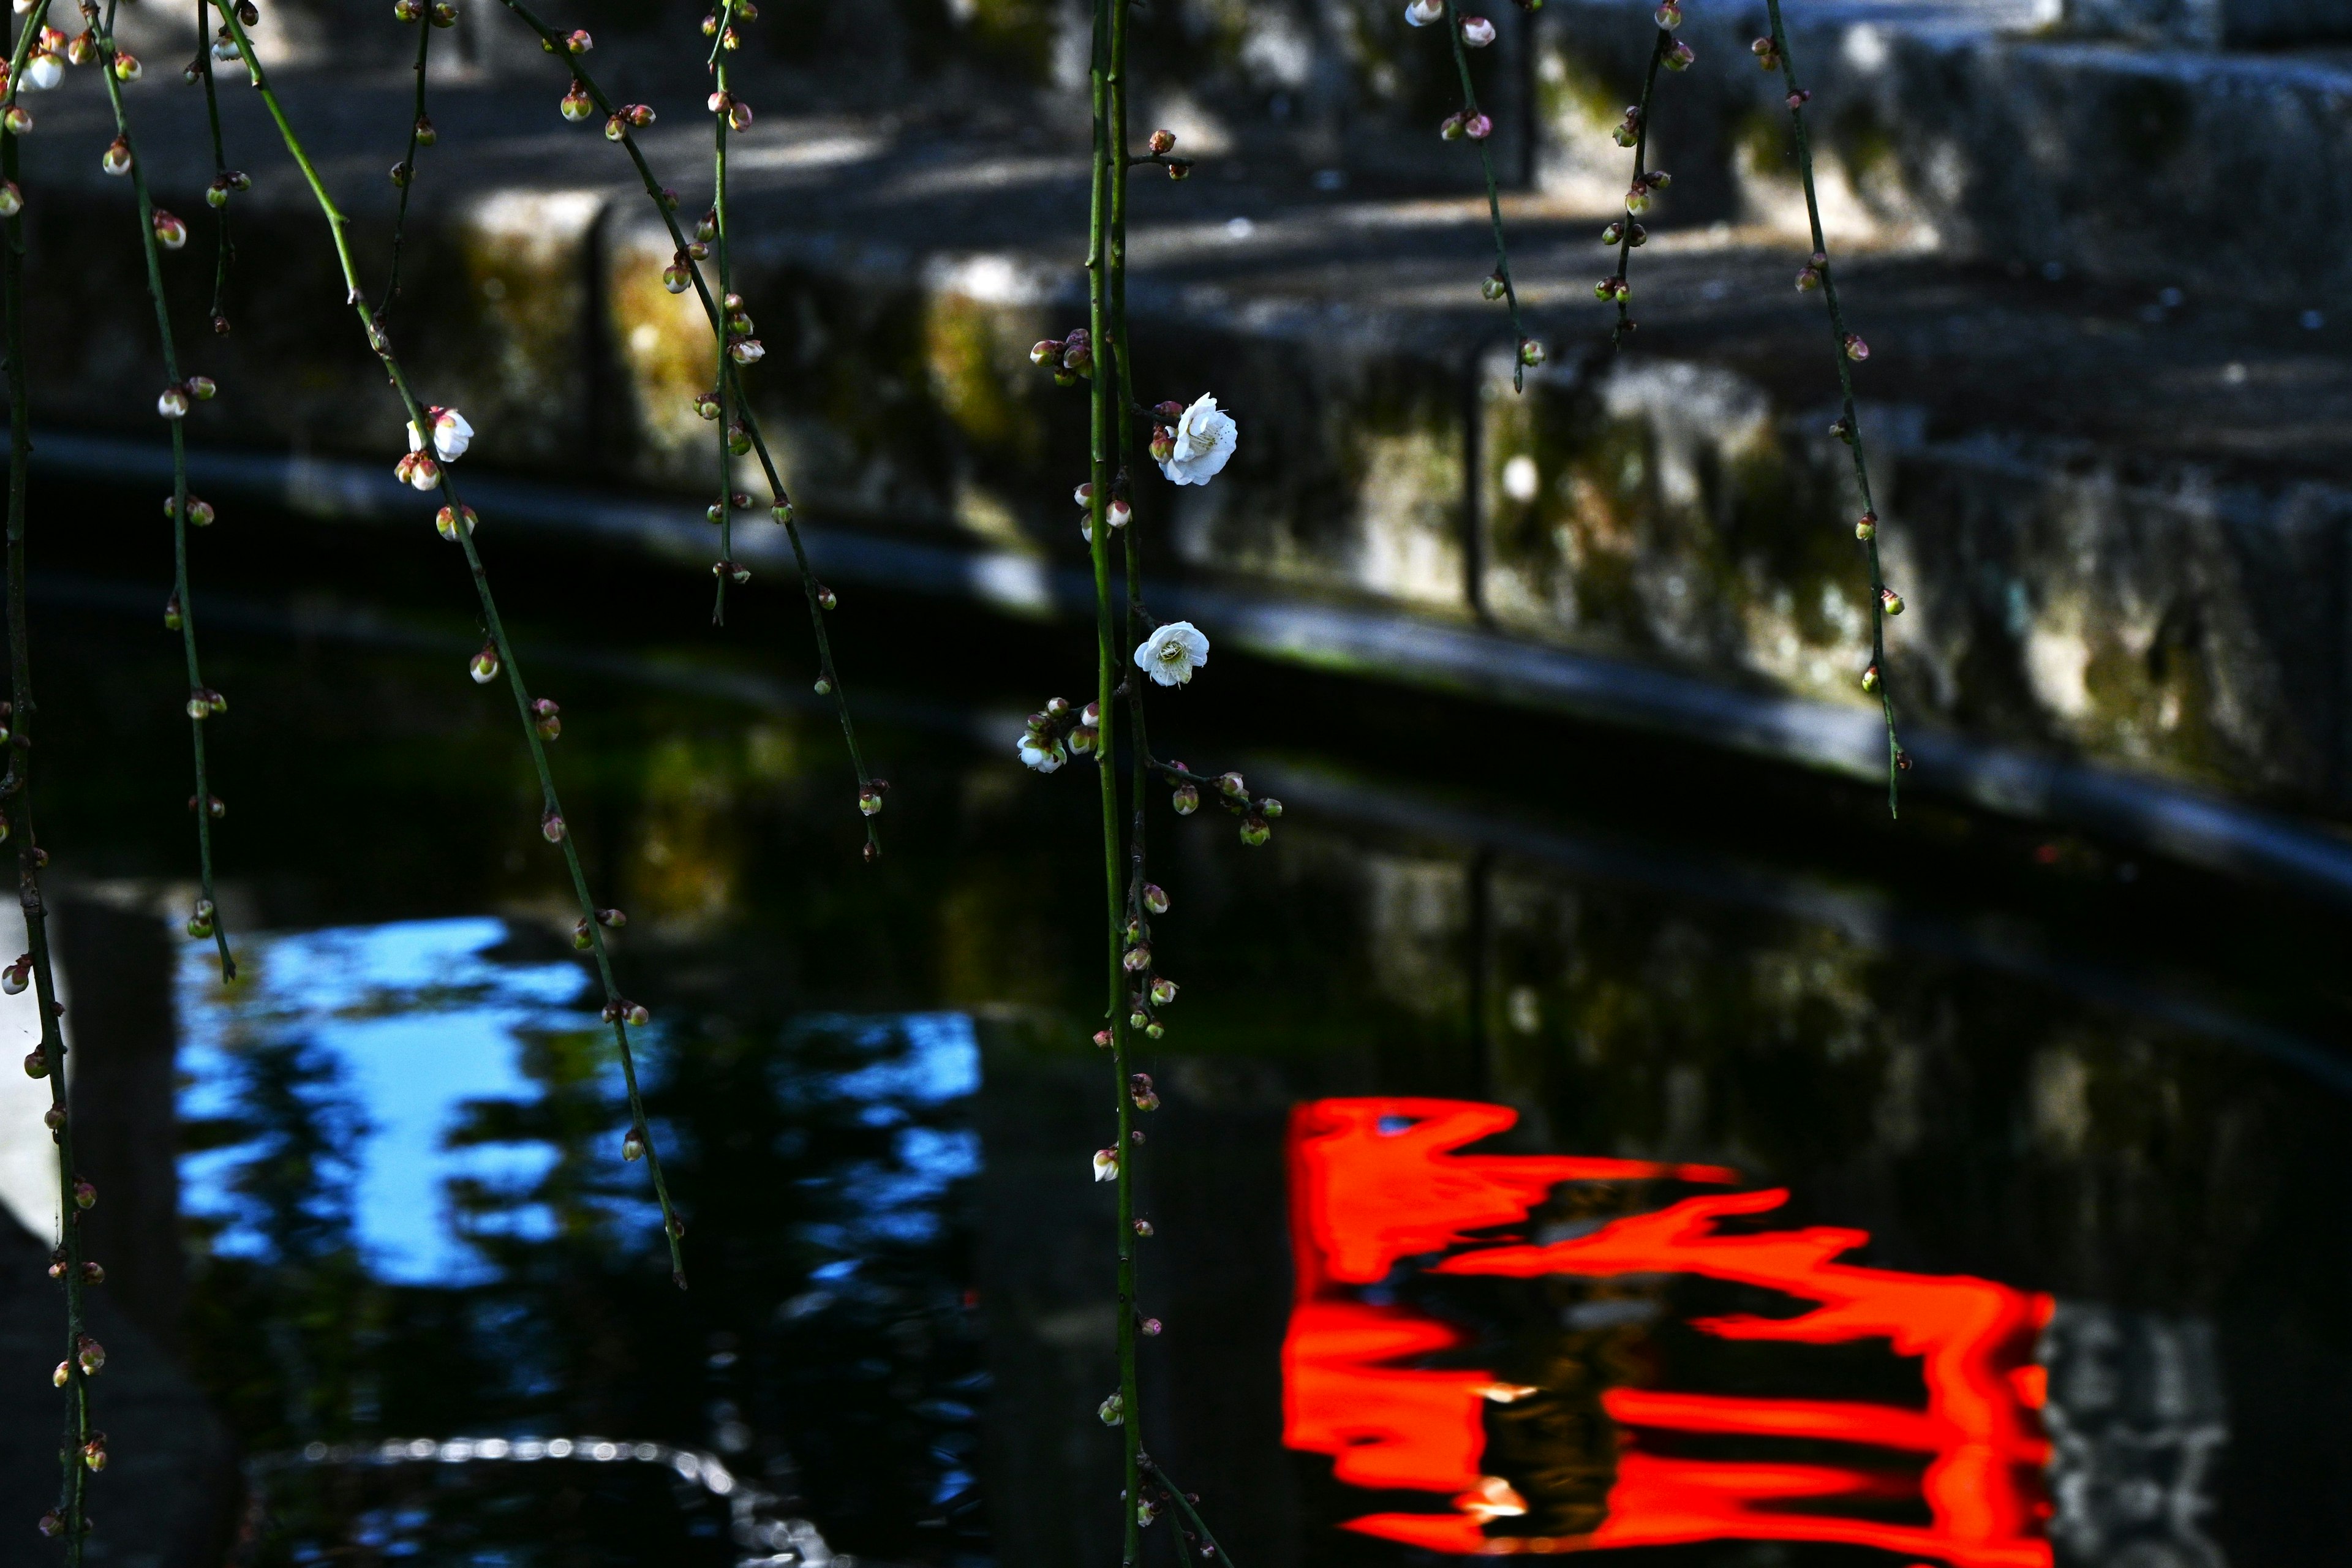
[9,496,2352,1568]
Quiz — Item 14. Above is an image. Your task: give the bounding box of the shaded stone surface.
[4,4,2351,831]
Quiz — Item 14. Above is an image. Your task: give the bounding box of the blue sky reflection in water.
[176,917,597,1284]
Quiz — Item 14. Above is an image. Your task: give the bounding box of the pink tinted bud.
[542,811,567,842]
[560,84,594,122]
[153,211,187,250]
[566,28,592,51]
[1148,129,1176,154]
[1844,334,1870,361]
[1460,15,1496,46]
[1464,113,1493,141]
[102,137,131,176]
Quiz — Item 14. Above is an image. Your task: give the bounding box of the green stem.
[1439,0,1528,390]
[1761,0,1901,816]
[376,10,432,317]
[91,0,235,982]
[494,0,880,857]
[1084,2,1140,1562]
[3,4,91,1557]
[206,0,690,1283]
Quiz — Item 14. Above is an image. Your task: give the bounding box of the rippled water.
[7,549,2352,1568]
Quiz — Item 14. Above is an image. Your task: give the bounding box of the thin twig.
[89,0,235,981]
[709,0,734,625]
[375,5,434,317]
[494,0,882,859]
[1760,0,1904,813]
[206,0,692,1283]
[1602,28,1670,345]
[193,0,235,332]
[1438,0,1532,390]
[2,5,94,1558]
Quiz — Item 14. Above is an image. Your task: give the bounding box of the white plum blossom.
[1017,732,1065,773]
[407,406,474,463]
[23,52,61,91]
[1403,0,1446,24]
[1158,393,1237,486]
[1092,1148,1120,1182]
[1133,621,1209,688]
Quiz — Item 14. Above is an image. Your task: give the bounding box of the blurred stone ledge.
[4,43,2352,839]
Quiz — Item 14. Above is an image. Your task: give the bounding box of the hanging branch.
[1004,1,1262,1559]
[187,0,243,333]
[495,0,885,859]
[85,0,236,981]
[1413,0,1542,390]
[3,4,105,1556]
[1756,2,1905,813]
[706,0,740,625]
[204,0,693,1284]
[1594,7,1691,345]
[377,0,450,316]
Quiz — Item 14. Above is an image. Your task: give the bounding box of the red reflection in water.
[1283,1098,2054,1567]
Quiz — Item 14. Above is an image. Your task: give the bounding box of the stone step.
[4,48,2348,835]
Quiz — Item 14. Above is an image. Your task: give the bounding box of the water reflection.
[13,590,2352,1567]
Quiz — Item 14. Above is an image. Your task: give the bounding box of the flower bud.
[1860,662,1881,692]
[1098,1391,1124,1423]
[623,1129,646,1161]
[396,0,421,18]
[0,181,21,217]
[24,1048,47,1078]
[1460,15,1496,47]
[415,115,438,146]
[1440,113,1464,141]
[3,959,28,997]
[1844,334,1869,361]
[1129,1006,1150,1030]
[1520,338,1547,367]
[431,0,459,23]
[858,786,883,816]
[153,210,188,251]
[1406,0,1446,23]
[113,50,140,80]
[1149,129,1176,154]
[605,113,626,141]
[772,500,795,524]
[542,810,567,843]
[1880,587,1904,615]
[1093,1028,1114,1047]
[573,917,594,951]
[157,385,189,418]
[1142,1316,1162,1335]
[1625,184,1651,214]
[1612,123,1638,149]
[1166,159,1193,181]
[1830,417,1854,443]
[1030,339,1063,368]
[1855,510,1877,540]
[81,1435,107,1472]
[816,584,837,611]
[567,29,593,52]
[1150,978,1177,1006]
[729,101,752,132]
[1464,113,1493,140]
[81,1261,102,1284]
[1796,263,1821,292]
[1261,798,1283,818]
[1172,782,1198,815]
[1093,1149,1120,1185]
[187,898,215,937]
[1122,942,1152,974]
[813,677,832,696]
[1665,39,1695,69]
[78,1335,105,1375]
[435,503,478,540]
[1142,883,1169,914]
[1654,0,1681,25]
[66,30,96,65]
[469,644,500,684]
[1240,814,1272,846]
[3,106,33,136]
[1107,497,1131,529]
[74,1178,95,1210]
[693,390,722,420]
[189,375,217,400]
[560,84,594,122]
[628,104,655,127]
[729,336,765,364]
[52,1363,67,1389]
[102,135,131,175]
[1787,88,1811,108]
[1752,36,1781,67]
[1134,1218,1155,1237]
